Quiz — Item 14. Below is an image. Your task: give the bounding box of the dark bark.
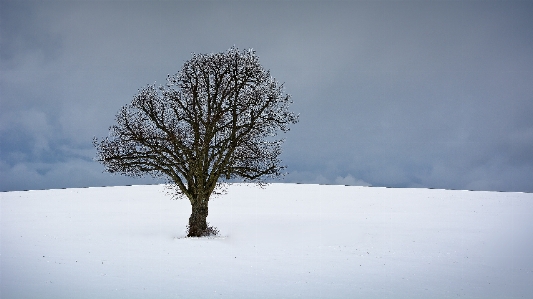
[187,200,209,237]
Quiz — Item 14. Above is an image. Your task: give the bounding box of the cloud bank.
[1,1,532,192]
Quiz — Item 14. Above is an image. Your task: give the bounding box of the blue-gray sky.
[1,0,532,192]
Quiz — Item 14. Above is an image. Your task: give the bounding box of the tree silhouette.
[94,47,298,237]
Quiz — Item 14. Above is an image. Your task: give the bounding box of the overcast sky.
[1,0,532,192]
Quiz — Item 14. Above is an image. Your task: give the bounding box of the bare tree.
[94,47,298,237]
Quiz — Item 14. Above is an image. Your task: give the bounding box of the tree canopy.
[94,47,298,236]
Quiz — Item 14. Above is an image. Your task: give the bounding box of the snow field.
[1,183,532,298]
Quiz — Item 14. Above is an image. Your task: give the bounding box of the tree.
[94,47,298,237]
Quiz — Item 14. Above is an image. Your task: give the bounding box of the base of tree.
[186,222,219,238]
[174,234,226,240]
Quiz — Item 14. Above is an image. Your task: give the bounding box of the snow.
[1,183,532,298]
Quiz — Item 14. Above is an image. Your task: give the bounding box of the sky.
[1,0,532,192]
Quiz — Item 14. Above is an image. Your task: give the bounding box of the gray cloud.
[1,0,532,192]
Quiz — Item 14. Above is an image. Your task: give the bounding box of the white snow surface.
[1,183,532,298]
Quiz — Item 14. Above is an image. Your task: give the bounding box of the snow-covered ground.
[1,183,532,298]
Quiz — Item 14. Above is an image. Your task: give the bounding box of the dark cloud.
[1,0,532,192]
[0,1,63,69]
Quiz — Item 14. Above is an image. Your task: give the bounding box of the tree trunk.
[187,200,209,237]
